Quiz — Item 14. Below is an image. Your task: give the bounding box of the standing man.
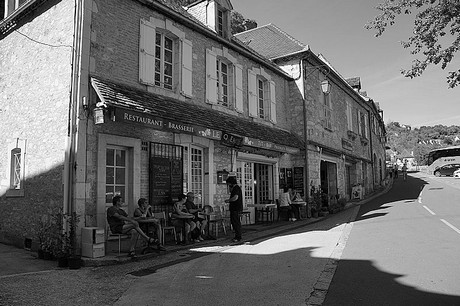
[225,176,243,242]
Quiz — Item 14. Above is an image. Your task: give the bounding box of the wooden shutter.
[139,19,156,86]
[181,39,193,97]
[269,80,276,123]
[248,69,257,117]
[235,64,244,113]
[205,49,218,104]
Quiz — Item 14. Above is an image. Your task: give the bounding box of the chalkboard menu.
[150,157,183,206]
[293,167,304,196]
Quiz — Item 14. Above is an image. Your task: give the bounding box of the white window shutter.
[248,69,257,117]
[235,64,244,113]
[269,80,276,123]
[364,113,369,138]
[205,49,218,104]
[358,110,362,136]
[139,19,156,86]
[181,39,193,97]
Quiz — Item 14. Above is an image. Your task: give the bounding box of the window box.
[347,130,357,140]
[360,136,368,146]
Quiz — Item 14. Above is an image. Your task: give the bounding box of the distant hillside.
[386,122,460,165]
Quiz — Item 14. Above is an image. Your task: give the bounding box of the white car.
[454,168,460,178]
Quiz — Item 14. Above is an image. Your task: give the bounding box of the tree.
[366,0,460,88]
[231,11,257,34]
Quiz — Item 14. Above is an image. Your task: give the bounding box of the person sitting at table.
[107,195,162,257]
[279,186,297,221]
[171,194,196,244]
[133,198,165,250]
[184,192,206,241]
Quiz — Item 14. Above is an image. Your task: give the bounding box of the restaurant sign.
[244,137,300,154]
[116,109,222,140]
[221,132,244,148]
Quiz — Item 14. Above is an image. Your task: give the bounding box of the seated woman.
[171,194,196,244]
[279,187,297,221]
[133,198,165,250]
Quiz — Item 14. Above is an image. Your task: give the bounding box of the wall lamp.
[321,80,331,94]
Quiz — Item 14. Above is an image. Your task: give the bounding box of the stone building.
[235,24,387,203]
[0,0,310,250]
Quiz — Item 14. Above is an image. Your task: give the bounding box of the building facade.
[0,0,307,249]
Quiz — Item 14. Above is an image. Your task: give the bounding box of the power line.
[14,29,73,50]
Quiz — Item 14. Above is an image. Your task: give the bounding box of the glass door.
[236,161,254,209]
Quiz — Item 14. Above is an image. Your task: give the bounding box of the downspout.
[300,59,309,201]
[64,0,83,218]
[368,109,375,191]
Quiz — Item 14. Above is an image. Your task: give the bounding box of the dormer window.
[186,0,232,39]
[216,7,227,37]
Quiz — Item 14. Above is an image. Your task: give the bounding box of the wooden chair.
[153,212,177,244]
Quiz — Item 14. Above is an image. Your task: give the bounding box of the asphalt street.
[324,172,460,306]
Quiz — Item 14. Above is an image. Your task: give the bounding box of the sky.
[231,0,460,128]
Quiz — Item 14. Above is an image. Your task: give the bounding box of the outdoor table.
[136,218,161,253]
[247,203,276,223]
[290,201,307,219]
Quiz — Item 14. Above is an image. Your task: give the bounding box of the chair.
[106,223,130,256]
[276,199,290,221]
[205,205,227,238]
[257,200,275,223]
[153,212,177,244]
[240,210,251,225]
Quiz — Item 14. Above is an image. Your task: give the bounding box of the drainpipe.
[64,0,83,219]
[301,59,309,201]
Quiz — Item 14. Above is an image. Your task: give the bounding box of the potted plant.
[67,212,82,270]
[51,210,71,268]
[309,186,322,218]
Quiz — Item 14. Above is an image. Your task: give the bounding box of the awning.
[91,77,304,153]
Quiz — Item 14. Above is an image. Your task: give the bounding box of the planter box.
[82,242,105,258]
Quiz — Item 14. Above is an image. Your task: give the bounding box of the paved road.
[114,208,360,306]
[324,172,460,306]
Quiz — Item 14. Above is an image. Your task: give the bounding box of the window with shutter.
[139,18,191,98]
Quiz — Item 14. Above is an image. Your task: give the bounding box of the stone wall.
[0,0,74,248]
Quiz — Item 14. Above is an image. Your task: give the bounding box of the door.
[237,161,254,209]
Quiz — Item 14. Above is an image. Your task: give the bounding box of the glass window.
[216,59,229,106]
[11,148,21,189]
[155,33,174,90]
[106,147,127,204]
[183,145,204,207]
[258,79,265,119]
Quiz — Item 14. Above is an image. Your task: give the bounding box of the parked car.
[434,164,460,177]
[454,168,460,178]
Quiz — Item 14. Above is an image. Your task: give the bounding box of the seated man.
[171,194,195,244]
[107,195,163,257]
[133,198,165,250]
[184,192,207,241]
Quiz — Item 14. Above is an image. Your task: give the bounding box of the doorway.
[320,160,337,206]
[236,161,274,207]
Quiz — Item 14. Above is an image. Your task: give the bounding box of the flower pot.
[57,256,69,268]
[68,256,82,270]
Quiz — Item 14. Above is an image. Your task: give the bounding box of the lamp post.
[302,62,332,205]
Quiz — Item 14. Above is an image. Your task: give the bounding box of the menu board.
[170,159,183,200]
[150,158,171,206]
[150,158,183,206]
[293,167,304,196]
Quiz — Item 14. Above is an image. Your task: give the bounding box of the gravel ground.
[0,251,201,306]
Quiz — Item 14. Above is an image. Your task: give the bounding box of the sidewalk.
[0,181,393,275]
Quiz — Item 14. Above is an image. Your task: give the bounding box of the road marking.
[423,205,436,215]
[440,219,460,235]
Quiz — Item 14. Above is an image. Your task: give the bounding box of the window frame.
[322,92,332,130]
[154,32,175,91]
[216,58,232,107]
[5,138,26,197]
